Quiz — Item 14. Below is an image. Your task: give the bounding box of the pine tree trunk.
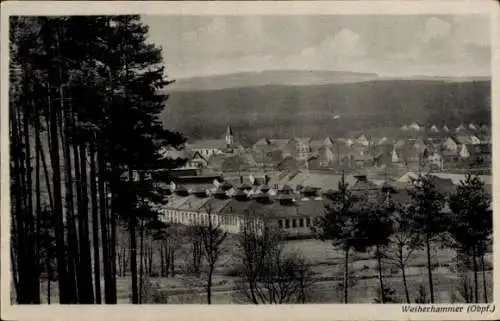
[472,247,479,303]
[138,216,145,304]
[89,143,101,303]
[164,246,170,277]
[47,252,52,304]
[37,137,54,212]
[400,246,410,304]
[129,169,139,304]
[10,103,24,303]
[207,266,213,304]
[61,107,79,303]
[78,142,95,303]
[148,246,153,276]
[343,246,349,304]
[481,255,488,303]
[97,150,113,303]
[159,244,164,277]
[34,111,42,304]
[10,243,20,303]
[109,187,117,303]
[425,234,435,303]
[47,90,70,304]
[170,250,175,277]
[376,245,385,303]
[11,102,27,304]
[15,107,29,304]
[22,100,39,303]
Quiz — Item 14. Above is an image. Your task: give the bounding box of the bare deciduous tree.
[383,204,422,303]
[197,205,228,304]
[235,210,315,304]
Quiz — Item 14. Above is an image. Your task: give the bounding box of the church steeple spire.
[225,125,234,147]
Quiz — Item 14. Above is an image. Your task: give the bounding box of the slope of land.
[168,70,381,92]
[161,78,490,145]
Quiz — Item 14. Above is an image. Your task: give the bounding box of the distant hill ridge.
[167,70,381,92]
[167,70,489,92]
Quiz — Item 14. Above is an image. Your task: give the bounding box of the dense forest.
[9,15,185,304]
[162,79,490,145]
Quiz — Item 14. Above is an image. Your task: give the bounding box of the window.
[278,220,283,228]
[299,218,304,227]
[285,219,290,228]
[292,219,297,228]
[306,218,311,227]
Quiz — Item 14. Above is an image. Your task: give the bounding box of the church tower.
[225,125,234,148]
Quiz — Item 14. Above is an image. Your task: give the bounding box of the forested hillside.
[162,79,490,144]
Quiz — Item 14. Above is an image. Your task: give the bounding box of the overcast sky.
[142,14,490,79]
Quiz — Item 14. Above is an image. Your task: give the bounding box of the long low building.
[160,189,326,237]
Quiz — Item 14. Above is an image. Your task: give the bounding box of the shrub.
[456,275,474,303]
[389,266,399,274]
[373,286,399,303]
[414,284,429,303]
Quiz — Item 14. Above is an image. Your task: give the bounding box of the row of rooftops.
[163,192,328,219]
[400,122,489,132]
[163,169,492,199]
[164,122,490,156]
[162,172,492,218]
[161,135,491,174]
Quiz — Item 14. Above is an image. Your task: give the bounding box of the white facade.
[192,147,223,158]
[430,125,439,133]
[408,122,421,131]
[459,144,471,158]
[442,137,459,152]
[161,207,244,234]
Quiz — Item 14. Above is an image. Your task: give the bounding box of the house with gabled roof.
[333,137,354,147]
[314,145,338,167]
[408,121,422,131]
[441,136,461,153]
[412,138,428,153]
[442,125,450,132]
[187,126,243,158]
[287,137,312,161]
[455,124,467,133]
[396,145,421,166]
[424,151,444,171]
[457,134,481,145]
[372,144,395,167]
[356,134,370,147]
[324,136,335,146]
[251,148,284,170]
[430,125,440,133]
[460,143,492,166]
[185,151,209,169]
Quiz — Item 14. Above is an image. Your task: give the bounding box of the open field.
[30,238,493,304]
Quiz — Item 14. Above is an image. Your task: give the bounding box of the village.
[158,122,492,237]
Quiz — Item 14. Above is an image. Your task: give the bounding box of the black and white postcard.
[1,1,499,321]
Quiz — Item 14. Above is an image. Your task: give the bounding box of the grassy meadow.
[30,236,493,304]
